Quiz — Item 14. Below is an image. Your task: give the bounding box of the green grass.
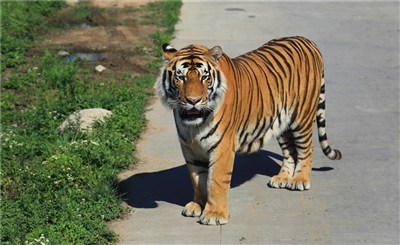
[0,1,65,70]
[143,1,182,56]
[72,2,91,19]
[0,1,181,244]
[1,53,153,244]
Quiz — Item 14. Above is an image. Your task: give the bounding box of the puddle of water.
[76,53,108,61]
[64,53,109,62]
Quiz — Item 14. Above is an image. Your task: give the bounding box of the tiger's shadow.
[118,150,283,209]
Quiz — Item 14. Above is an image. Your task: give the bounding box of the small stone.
[57,108,112,133]
[95,65,106,73]
[57,50,70,57]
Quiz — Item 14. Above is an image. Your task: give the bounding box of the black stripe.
[189,160,209,168]
[267,46,293,74]
[271,42,294,56]
[162,69,167,83]
[200,107,225,141]
[168,70,177,93]
[216,71,222,89]
[318,101,326,110]
[235,59,255,141]
[287,39,304,63]
[245,118,267,151]
[245,53,271,117]
[297,151,313,161]
[239,133,250,150]
[253,50,280,93]
[318,119,326,128]
[172,60,178,71]
[323,146,333,155]
[259,138,264,148]
[319,133,328,142]
[262,48,287,78]
[253,50,284,87]
[174,121,187,143]
[181,62,191,68]
[161,70,168,94]
[246,141,253,153]
[320,83,326,94]
[207,118,233,154]
[295,143,310,151]
[185,55,203,60]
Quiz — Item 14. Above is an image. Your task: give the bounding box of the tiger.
[156,36,342,225]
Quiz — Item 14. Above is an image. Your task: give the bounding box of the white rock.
[95,65,106,73]
[57,50,70,57]
[57,108,112,133]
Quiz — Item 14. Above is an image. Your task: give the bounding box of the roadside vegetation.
[0,1,66,71]
[0,1,181,244]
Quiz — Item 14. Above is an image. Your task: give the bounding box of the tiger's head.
[157,44,227,126]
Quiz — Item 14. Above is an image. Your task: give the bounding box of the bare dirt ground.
[41,0,159,77]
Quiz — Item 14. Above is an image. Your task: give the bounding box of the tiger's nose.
[186,97,202,105]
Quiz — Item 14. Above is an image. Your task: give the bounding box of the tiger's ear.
[207,46,223,62]
[162,43,178,60]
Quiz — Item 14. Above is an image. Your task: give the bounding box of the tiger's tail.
[316,77,342,160]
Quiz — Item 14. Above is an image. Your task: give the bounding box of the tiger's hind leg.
[286,125,315,191]
[269,131,296,189]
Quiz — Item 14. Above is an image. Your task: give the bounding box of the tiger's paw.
[199,207,229,225]
[182,201,202,217]
[269,173,291,189]
[286,175,311,191]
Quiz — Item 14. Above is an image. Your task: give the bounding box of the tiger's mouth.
[180,108,210,122]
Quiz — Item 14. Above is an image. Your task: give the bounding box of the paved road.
[109,1,399,244]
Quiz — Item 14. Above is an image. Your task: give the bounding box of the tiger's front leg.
[199,148,235,225]
[182,162,208,217]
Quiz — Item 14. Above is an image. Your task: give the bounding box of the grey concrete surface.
[109,1,399,244]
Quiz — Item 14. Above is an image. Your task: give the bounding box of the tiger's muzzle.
[178,96,211,125]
